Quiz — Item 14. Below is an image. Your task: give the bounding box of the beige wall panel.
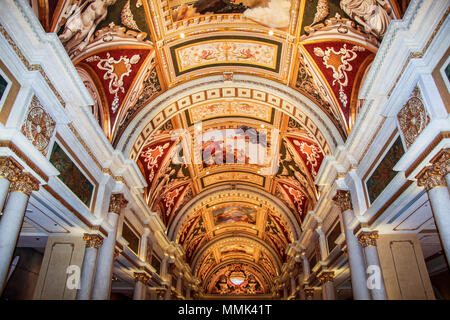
[33,236,85,300]
[377,234,435,300]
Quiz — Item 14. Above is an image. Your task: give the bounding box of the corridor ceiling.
[41,0,404,295]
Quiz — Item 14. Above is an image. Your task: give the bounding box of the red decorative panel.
[161,183,189,225]
[287,137,324,178]
[81,48,150,129]
[279,182,308,221]
[303,41,374,126]
[137,140,174,188]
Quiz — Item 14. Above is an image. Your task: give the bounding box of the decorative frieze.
[397,87,430,148]
[108,193,128,214]
[357,231,379,247]
[83,233,103,249]
[332,190,352,212]
[21,96,56,156]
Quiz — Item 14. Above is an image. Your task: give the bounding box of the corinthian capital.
[83,233,103,249]
[9,173,40,196]
[332,190,353,212]
[357,231,379,247]
[417,164,447,191]
[108,193,128,214]
[134,272,151,284]
[0,157,21,181]
[318,271,335,284]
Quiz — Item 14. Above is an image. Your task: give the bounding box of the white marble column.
[290,273,296,297]
[186,286,191,299]
[333,190,371,300]
[164,287,171,300]
[0,173,39,294]
[76,234,103,300]
[91,193,128,300]
[133,272,150,300]
[316,226,328,260]
[0,157,18,211]
[358,231,387,300]
[176,272,183,295]
[418,154,450,264]
[319,271,335,300]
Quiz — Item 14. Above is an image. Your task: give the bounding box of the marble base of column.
[0,191,30,294]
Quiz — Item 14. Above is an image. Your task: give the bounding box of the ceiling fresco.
[46,0,405,295]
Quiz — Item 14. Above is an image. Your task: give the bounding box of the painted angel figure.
[340,0,392,38]
[59,0,116,56]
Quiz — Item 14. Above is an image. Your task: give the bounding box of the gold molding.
[0,140,49,182]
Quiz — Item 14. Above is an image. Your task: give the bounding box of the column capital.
[433,148,450,172]
[318,271,335,284]
[108,193,128,214]
[134,272,151,284]
[113,249,121,260]
[357,231,379,247]
[304,287,314,297]
[9,173,39,195]
[332,190,353,211]
[0,157,21,181]
[83,233,103,249]
[417,164,447,190]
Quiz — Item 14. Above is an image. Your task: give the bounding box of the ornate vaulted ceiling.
[43,0,404,296]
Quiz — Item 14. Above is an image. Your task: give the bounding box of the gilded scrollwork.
[397,87,430,148]
[21,96,56,156]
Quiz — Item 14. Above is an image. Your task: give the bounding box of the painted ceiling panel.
[49,0,401,295]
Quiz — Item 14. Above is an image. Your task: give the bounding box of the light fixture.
[260,124,265,128]
[257,170,261,174]
[268,30,274,36]
[229,268,246,286]
[180,33,185,39]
